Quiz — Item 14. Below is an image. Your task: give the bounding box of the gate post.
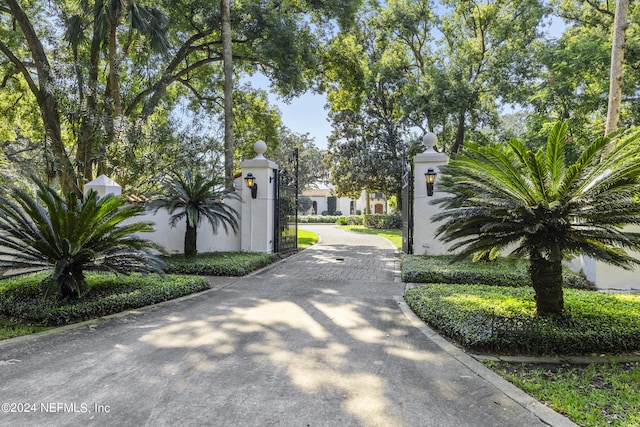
[240,140,278,253]
[413,133,449,255]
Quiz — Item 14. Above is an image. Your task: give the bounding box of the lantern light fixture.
[245,172,258,199]
[425,168,436,196]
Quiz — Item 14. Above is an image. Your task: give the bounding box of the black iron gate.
[274,148,299,253]
[402,148,414,254]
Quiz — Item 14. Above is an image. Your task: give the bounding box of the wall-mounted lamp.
[425,168,436,196]
[244,172,258,199]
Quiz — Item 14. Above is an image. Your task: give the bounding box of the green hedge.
[298,215,341,224]
[402,255,593,290]
[163,252,280,276]
[363,212,402,229]
[337,215,364,226]
[0,273,210,326]
[405,284,640,355]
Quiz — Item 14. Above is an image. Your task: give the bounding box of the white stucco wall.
[127,204,242,255]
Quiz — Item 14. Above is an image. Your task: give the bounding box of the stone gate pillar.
[413,133,449,255]
[84,175,122,198]
[240,140,278,253]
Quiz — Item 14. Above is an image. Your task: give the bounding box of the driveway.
[0,225,574,426]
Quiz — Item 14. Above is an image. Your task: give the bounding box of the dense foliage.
[163,252,281,276]
[0,179,163,298]
[0,0,361,193]
[363,213,402,229]
[405,284,640,355]
[401,255,593,290]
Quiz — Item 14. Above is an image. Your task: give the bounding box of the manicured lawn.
[485,361,640,427]
[298,228,319,249]
[340,225,402,249]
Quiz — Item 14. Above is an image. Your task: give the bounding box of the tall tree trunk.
[77,16,103,185]
[605,0,628,136]
[221,0,234,190]
[529,253,564,316]
[450,110,466,155]
[184,224,197,257]
[4,0,80,195]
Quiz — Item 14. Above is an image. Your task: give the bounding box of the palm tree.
[432,122,640,316]
[148,170,240,258]
[0,179,164,299]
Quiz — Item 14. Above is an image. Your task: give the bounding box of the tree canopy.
[0,0,361,193]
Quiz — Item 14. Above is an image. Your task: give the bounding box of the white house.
[300,187,387,215]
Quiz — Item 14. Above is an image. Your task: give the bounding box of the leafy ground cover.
[341,225,402,250]
[405,284,640,355]
[485,361,640,427]
[0,272,210,328]
[402,254,593,289]
[163,252,281,276]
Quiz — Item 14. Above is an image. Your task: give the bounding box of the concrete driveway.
[0,225,574,426]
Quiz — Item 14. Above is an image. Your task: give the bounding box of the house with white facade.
[300,186,387,215]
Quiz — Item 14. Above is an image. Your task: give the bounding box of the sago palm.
[148,170,240,258]
[0,179,164,298]
[433,122,640,316]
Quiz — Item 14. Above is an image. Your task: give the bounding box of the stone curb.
[394,295,579,427]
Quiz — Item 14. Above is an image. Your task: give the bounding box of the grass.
[485,361,640,427]
[298,228,319,249]
[340,225,402,249]
[0,319,51,340]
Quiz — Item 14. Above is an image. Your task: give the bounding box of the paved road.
[0,225,574,426]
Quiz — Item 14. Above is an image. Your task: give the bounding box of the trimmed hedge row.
[298,215,341,224]
[363,213,402,229]
[0,273,210,326]
[405,284,640,355]
[163,252,281,276]
[402,255,594,290]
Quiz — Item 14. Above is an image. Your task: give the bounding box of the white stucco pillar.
[84,175,122,198]
[240,140,278,253]
[412,133,450,255]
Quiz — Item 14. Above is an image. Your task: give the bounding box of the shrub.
[405,284,640,355]
[0,178,163,299]
[163,252,280,276]
[327,196,337,215]
[363,212,402,229]
[299,215,341,224]
[401,255,593,290]
[345,215,363,226]
[298,196,312,213]
[336,217,347,225]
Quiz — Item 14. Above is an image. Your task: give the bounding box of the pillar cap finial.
[254,140,267,159]
[423,132,438,151]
